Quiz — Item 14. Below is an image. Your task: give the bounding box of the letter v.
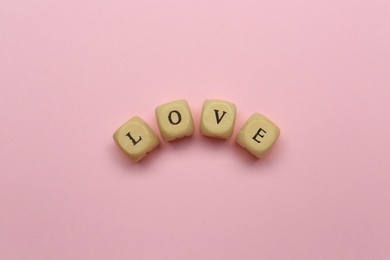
[214,110,227,124]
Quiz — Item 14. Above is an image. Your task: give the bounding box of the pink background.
[1,0,390,259]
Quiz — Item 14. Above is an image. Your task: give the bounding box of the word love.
[113,99,280,162]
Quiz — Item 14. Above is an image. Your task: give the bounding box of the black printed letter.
[168,110,182,125]
[252,128,267,143]
[126,132,142,146]
[214,110,227,124]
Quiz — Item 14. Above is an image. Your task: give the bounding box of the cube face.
[236,113,280,158]
[200,99,236,139]
[113,116,159,162]
[155,99,195,141]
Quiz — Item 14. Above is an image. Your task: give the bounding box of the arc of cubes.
[113,99,280,162]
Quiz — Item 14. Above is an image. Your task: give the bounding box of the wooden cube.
[155,99,195,141]
[200,99,236,139]
[113,116,160,162]
[236,113,280,158]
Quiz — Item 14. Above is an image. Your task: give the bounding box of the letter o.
[168,110,182,125]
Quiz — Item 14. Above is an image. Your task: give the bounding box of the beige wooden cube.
[236,113,280,158]
[113,116,160,162]
[200,99,236,139]
[155,99,195,141]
